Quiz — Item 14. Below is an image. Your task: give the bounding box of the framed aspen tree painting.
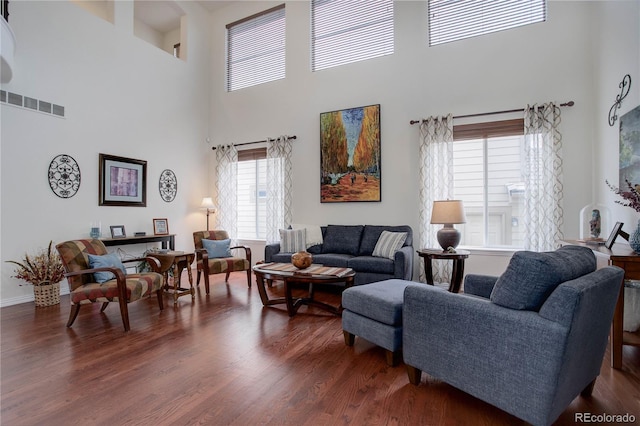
[320,104,381,203]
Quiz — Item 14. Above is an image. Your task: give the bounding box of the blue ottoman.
[342,279,416,366]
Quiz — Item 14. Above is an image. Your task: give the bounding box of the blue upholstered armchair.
[402,246,624,426]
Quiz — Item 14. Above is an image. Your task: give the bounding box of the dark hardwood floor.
[2,274,639,425]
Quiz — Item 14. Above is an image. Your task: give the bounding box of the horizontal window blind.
[238,147,267,162]
[311,0,394,72]
[429,0,546,46]
[454,119,524,141]
[227,4,285,92]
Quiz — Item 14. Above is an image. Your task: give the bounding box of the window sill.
[236,238,266,244]
[457,246,519,257]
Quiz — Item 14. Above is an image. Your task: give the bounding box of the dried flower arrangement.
[607,179,640,213]
[6,241,65,286]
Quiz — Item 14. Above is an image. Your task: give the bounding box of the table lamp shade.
[430,200,466,224]
[201,197,216,211]
[431,200,466,250]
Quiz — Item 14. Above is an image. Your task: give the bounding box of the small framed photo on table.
[110,225,126,238]
[605,222,625,249]
[153,218,169,235]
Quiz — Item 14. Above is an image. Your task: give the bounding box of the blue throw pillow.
[88,253,127,283]
[490,245,596,311]
[202,238,232,258]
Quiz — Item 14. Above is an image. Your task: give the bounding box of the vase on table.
[629,220,640,254]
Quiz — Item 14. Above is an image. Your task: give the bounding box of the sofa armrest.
[265,243,281,263]
[463,274,498,298]
[393,245,414,280]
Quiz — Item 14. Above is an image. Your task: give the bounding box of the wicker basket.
[33,282,60,307]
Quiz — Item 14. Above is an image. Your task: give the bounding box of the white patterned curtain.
[418,114,454,283]
[215,144,238,237]
[523,103,564,251]
[266,136,293,244]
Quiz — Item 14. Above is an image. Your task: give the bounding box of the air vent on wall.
[0,90,65,118]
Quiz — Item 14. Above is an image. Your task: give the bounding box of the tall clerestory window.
[311,0,394,72]
[428,0,546,46]
[226,4,286,91]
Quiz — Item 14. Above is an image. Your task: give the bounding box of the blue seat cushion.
[342,279,414,325]
[270,253,293,263]
[490,245,596,311]
[311,253,352,268]
[348,256,394,274]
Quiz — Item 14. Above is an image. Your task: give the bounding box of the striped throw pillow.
[280,228,307,253]
[372,231,408,259]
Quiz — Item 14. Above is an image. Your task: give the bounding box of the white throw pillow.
[291,223,323,248]
[280,228,307,253]
[372,231,408,259]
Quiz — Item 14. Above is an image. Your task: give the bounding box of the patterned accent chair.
[193,230,252,294]
[56,239,164,332]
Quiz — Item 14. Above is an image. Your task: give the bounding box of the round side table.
[417,249,470,293]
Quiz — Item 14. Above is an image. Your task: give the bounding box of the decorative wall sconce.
[609,74,631,126]
[48,154,80,198]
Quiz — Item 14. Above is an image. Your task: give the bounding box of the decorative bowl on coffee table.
[291,251,312,269]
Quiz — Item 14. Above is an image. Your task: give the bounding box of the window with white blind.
[428,0,546,46]
[226,4,286,92]
[311,0,394,72]
[237,148,267,240]
[452,120,525,248]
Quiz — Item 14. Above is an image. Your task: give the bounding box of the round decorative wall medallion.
[48,154,81,198]
[159,169,177,202]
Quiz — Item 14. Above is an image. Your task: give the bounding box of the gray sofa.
[265,225,413,285]
[402,245,624,426]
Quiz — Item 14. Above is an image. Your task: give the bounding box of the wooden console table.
[101,234,175,250]
[561,240,640,369]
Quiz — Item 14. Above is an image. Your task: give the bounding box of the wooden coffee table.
[253,263,356,317]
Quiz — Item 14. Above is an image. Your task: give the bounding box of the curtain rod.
[211,135,297,150]
[409,101,575,125]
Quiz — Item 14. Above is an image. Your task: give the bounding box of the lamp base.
[437,225,461,251]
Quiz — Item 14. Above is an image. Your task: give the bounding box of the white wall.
[592,1,640,237]
[209,1,638,276]
[0,1,212,305]
[134,18,164,49]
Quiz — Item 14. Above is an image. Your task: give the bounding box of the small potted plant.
[6,241,66,307]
